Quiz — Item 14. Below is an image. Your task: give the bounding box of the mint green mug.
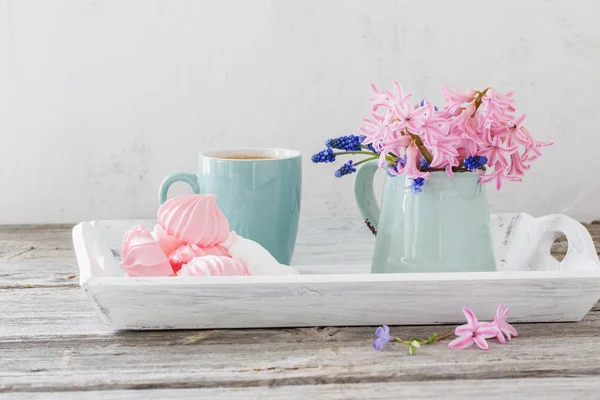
[354,161,496,273]
[159,148,302,265]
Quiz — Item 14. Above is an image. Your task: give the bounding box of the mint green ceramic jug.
[354,161,497,273]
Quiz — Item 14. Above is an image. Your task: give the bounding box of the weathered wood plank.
[2,322,600,392]
[0,225,75,261]
[3,378,600,400]
[0,260,78,288]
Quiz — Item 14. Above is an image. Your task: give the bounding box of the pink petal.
[448,335,474,350]
[455,324,473,336]
[501,322,519,339]
[477,322,500,338]
[462,307,478,330]
[473,334,489,350]
[496,332,506,344]
[500,306,510,320]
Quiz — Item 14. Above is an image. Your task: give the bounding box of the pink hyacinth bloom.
[391,102,426,133]
[478,134,518,168]
[507,152,530,176]
[441,86,477,116]
[404,142,430,179]
[450,104,478,137]
[523,139,553,161]
[448,307,500,350]
[479,164,522,190]
[492,304,518,344]
[385,81,412,107]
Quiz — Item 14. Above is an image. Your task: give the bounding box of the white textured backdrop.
[1,0,599,224]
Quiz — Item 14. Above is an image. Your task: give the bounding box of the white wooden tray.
[73,213,600,330]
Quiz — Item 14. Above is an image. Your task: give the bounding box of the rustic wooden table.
[1,218,600,399]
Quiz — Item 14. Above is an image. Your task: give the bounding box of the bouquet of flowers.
[312,82,552,193]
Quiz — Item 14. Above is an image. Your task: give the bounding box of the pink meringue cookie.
[177,255,249,276]
[157,194,230,247]
[168,243,230,273]
[120,225,174,277]
[153,224,185,256]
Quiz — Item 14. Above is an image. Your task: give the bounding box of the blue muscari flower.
[325,134,364,151]
[366,143,378,153]
[420,156,430,169]
[335,160,356,178]
[386,156,406,177]
[409,177,425,194]
[311,147,336,163]
[464,155,488,171]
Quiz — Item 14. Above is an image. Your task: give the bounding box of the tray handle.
[503,213,599,271]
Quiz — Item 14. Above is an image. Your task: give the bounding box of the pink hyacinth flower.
[448,307,499,350]
[492,304,518,344]
[403,142,430,179]
[441,86,477,116]
[479,163,522,190]
[478,134,518,168]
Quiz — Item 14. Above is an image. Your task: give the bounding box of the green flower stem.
[407,131,433,165]
[393,329,454,355]
[353,156,380,167]
[331,151,395,164]
[331,151,379,157]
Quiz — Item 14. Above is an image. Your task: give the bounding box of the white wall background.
[1,0,599,224]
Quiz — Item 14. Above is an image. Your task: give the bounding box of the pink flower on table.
[492,304,518,344]
[449,307,500,350]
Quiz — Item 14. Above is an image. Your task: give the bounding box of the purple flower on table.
[492,304,518,344]
[448,307,499,350]
[373,325,394,351]
[420,156,430,169]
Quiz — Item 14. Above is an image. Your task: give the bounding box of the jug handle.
[353,160,380,236]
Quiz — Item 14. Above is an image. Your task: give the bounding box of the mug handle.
[158,173,200,205]
[353,160,381,236]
